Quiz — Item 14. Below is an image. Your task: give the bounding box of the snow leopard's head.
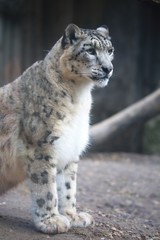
[59,24,114,87]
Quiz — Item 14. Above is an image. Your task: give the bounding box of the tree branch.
[90,89,160,151]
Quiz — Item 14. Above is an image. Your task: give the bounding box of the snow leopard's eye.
[86,48,96,55]
[108,47,114,55]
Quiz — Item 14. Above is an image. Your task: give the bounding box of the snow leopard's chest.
[55,102,90,170]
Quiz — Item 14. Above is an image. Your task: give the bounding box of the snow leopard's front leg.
[57,160,94,228]
[27,148,70,234]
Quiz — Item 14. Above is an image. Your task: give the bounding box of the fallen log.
[90,89,160,151]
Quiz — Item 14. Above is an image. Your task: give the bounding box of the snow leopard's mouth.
[91,76,110,87]
[91,70,112,82]
[93,76,107,81]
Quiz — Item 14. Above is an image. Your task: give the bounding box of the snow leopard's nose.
[102,66,112,76]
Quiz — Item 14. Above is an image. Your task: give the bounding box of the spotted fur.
[0,24,114,234]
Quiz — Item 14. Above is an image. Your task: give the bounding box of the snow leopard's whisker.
[76,72,91,75]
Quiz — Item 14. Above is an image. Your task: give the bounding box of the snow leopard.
[0,24,114,233]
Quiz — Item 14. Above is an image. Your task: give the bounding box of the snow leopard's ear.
[96,25,111,40]
[62,24,81,48]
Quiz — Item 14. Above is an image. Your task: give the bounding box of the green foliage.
[143,116,160,155]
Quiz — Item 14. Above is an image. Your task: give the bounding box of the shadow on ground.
[0,153,160,240]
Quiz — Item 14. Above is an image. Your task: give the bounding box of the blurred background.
[0,0,160,154]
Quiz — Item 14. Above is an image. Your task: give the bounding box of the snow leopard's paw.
[66,211,95,228]
[34,214,71,234]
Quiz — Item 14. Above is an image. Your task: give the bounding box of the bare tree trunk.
[90,89,160,151]
[152,0,160,3]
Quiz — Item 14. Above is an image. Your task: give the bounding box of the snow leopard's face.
[60,24,114,87]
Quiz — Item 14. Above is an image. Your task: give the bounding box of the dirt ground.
[0,153,160,240]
